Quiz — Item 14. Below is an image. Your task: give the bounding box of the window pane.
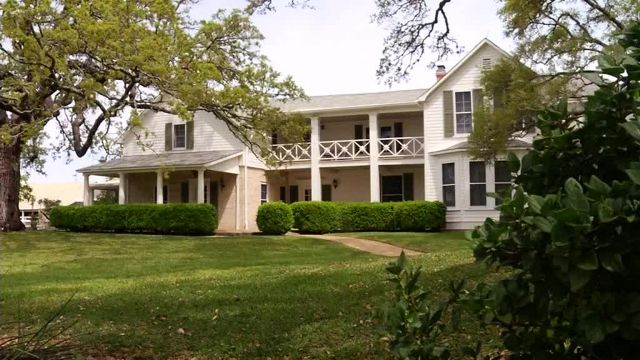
[443,186,455,207]
[442,163,455,185]
[260,183,268,203]
[455,92,472,112]
[494,183,510,205]
[174,124,186,148]
[456,113,472,133]
[495,161,511,182]
[470,161,486,183]
[470,184,487,206]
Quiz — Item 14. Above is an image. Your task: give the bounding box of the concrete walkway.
[294,233,423,257]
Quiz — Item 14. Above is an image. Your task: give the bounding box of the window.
[279,186,286,202]
[469,161,486,206]
[381,176,403,202]
[260,183,268,204]
[173,123,186,149]
[494,161,511,205]
[304,189,311,201]
[442,163,456,207]
[455,91,473,134]
[289,185,299,203]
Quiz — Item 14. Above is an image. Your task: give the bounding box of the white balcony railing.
[270,142,311,161]
[269,136,424,162]
[378,137,425,157]
[319,139,370,160]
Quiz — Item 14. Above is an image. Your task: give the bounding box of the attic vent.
[482,58,492,70]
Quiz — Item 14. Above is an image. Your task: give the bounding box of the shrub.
[50,203,217,235]
[338,202,397,232]
[289,200,446,233]
[290,201,341,233]
[394,201,446,231]
[466,27,640,359]
[256,202,293,235]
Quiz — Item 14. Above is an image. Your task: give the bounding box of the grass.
[1,231,496,359]
[340,231,471,253]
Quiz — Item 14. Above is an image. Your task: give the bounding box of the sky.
[31,0,512,183]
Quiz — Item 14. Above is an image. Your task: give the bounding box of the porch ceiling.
[77,150,242,174]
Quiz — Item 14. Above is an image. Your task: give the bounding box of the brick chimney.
[435,65,446,81]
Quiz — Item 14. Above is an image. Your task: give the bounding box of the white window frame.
[173,123,186,149]
[454,91,473,135]
[469,161,487,207]
[494,161,511,206]
[441,162,456,208]
[260,183,268,204]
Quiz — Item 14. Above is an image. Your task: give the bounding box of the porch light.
[332,178,339,189]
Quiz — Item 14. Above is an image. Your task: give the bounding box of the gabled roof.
[416,38,511,103]
[77,150,242,174]
[276,88,428,113]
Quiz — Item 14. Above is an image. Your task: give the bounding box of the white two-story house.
[78,39,531,232]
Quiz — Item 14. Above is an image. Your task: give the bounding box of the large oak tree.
[0,0,306,231]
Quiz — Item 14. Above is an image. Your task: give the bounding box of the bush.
[290,201,341,234]
[394,201,446,231]
[466,27,640,359]
[50,203,217,235]
[338,202,397,232]
[256,202,293,235]
[289,200,446,233]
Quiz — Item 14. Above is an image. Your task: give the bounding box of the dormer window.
[173,124,186,149]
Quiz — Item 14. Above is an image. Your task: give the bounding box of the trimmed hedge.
[338,202,396,232]
[50,204,217,235]
[394,201,446,231]
[256,202,294,235]
[289,200,446,233]
[290,201,341,234]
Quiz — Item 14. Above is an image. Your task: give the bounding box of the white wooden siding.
[122,110,244,156]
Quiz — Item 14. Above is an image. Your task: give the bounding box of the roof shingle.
[77,150,241,173]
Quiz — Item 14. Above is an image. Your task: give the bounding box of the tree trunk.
[0,139,25,231]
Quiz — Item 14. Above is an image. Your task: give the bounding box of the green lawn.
[340,231,471,253]
[1,231,495,359]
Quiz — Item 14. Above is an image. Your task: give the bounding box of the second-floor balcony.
[270,136,424,162]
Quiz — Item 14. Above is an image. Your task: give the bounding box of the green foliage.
[93,190,118,205]
[394,201,446,232]
[290,201,341,234]
[256,201,293,235]
[338,202,396,232]
[379,252,466,360]
[50,204,217,235]
[290,201,447,234]
[18,175,35,204]
[468,25,640,359]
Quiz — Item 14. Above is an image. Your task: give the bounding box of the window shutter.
[289,185,299,203]
[472,89,484,128]
[354,124,363,139]
[186,121,194,150]
[403,173,414,201]
[443,91,454,137]
[165,123,173,151]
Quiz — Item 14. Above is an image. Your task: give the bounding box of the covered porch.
[77,151,244,230]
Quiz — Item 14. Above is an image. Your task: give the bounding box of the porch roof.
[77,150,242,174]
[275,88,428,113]
[430,139,531,155]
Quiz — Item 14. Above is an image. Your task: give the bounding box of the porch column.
[197,168,205,204]
[310,116,322,201]
[118,172,127,204]
[156,170,164,204]
[369,112,380,202]
[83,174,93,206]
